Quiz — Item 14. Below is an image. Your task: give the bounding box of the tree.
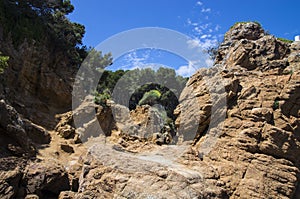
[138,90,161,106]
[0,0,92,64]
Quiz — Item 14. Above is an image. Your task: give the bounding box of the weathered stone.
[60,144,75,153]
[0,100,36,156]
[25,194,40,199]
[23,119,51,144]
[23,162,70,197]
[0,168,23,199]
[58,191,75,199]
[1,22,300,199]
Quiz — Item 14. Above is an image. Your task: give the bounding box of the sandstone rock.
[0,167,23,199]
[0,39,76,128]
[25,194,40,199]
[55,96,116,142]
[23,161,70,197]
[216,22,290,73]
[128,104,165,138]
[58,191,75,199]
[0,99,36,156]
[225,22,265,41]
[174,22,300,198]
[55,112,75,139]
[74,144,227,198]
[23,119,51,144]
[60,144,75,153]
[1,22,300,199]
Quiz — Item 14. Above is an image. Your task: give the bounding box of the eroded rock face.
[216,22,290,72]
[0,100,68,198]
[0,99,50,157]
[0,39,76,128]
[47,23,300,198]
[174,22,300,198]
[55,96,116,143]
[55,97,168,145]
[1,22,300,199]
[23,161,70,197]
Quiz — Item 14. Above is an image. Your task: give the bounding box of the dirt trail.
[36,131,87,166]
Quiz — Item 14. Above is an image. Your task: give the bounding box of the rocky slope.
[0,22,300,198]
[0,34,76,128]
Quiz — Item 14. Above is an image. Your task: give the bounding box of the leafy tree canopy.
[0,0,94,64]
[95,67,188,119]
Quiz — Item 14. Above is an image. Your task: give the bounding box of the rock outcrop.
[0,22,300,199]
[0,99,50,157]
[175,22,300,198]
[0,99,65,198]
[0,39,76,128]
[66,22,300,198]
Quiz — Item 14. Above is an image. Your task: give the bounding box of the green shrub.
[277,37,293,43]
[138,90,161,106]
[230,21,262,30]
[94,90,111,106]
[0,53,9,74]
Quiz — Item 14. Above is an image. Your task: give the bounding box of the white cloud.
[196,1,203,6]
[215,25,221,31]
[200,23,210,30]
[187,38,201,49]
[176,56,214,77]
[201,38,218,49]
[123,50,150,69]
[176,61,198,77]
[200,34,212,39]
[187,37,218,51]
[187,19,199,27]
[201,8,211,13]
[194,26,203,35]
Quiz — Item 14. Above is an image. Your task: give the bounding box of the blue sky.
[69,0,300,76]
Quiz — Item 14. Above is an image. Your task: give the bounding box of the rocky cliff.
[0,22,300,199]
[0,38,76,128]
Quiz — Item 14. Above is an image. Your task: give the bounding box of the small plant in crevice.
[277,37,293,44]
[273,99,280,110]
[0,52,9,74]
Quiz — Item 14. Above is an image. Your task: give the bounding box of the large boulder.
[216,22,290,72]
[55,96,116,142]
[0,101,32,156]
[22,161,70,198]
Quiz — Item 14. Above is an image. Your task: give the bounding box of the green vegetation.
[0,53,9,74]
[95,67,187,119]
[85,49,113,71]
[94,89,111,107]
[230,21,262,29]
[0,0,109,64]
[273,99,280,110]
[138,90,162,106]
[277,38,293,44]
[94,67,186,138]
[130,83,181,120]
